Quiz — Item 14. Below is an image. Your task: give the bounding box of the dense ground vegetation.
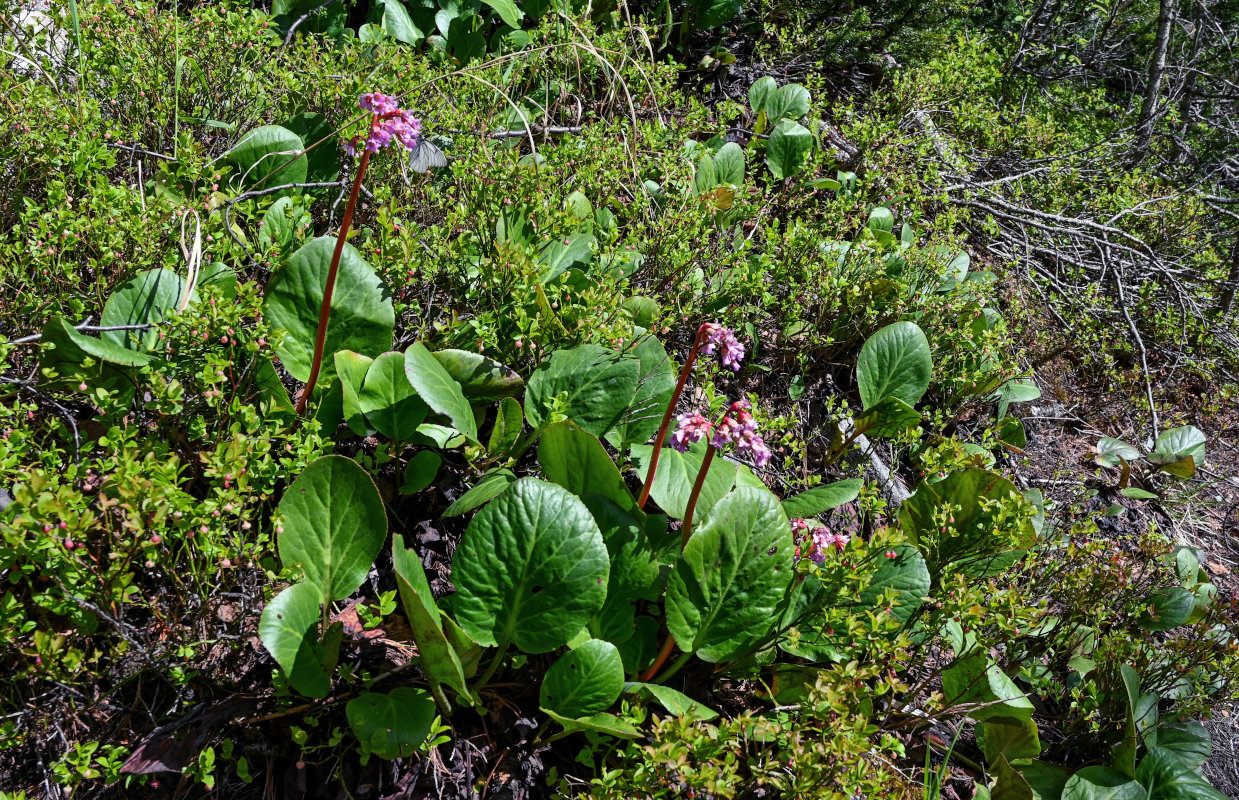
[1,0,1237,797]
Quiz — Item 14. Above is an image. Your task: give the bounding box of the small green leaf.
[867,207,895,234]
[392,535,473,706]
[749,76,777,115]
[258,582,330,698]
[623,682,718,721]
[540,639,624,718]
[1152,425,1206,464]
[401,451,441,495]
[996,379,1041,420]
[713,142,744,185]
[762,83,811,123]
[541,708,641,738]
[781,479,862,518]
[539,233,595,283]
[334,350,375,436]
[404,342,478,441]
[346,688,436,761]
[449,479,609,654]
[488,397,523,456]
[277,456,388,604]
[442,469,516,517]
[478,0,523,28]
[359,352,429,441]
[766,120,813,180]
[857,322,933,410]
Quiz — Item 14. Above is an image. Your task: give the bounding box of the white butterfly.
[408,137,449,173]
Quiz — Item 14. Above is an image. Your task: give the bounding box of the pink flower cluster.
[670,411,712,452]
[344,92,421,156]
[669,399,773,467]
[700,323,745,371]
[791,517,849,564]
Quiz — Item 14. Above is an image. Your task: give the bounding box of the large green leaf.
[713,142,745,185]
[857,321,932,410]
[1156,721,1211,769]
[899,468,1031,573]
[346,688,436,761]
[979,716,1042,763]
[225,125,307,192]
[376,0,423,44]
[539,422,634,511]
[479,0,523,28]
[1151,426,1206,464]
[264,236,394,382]
[606,333,677,449]
[539,639,624,718]
[283,112,341,185]
[766,120,813,180]
[334,350,375,436]
[449,479,609,654]
[539,233,595,283]
[629,440,737,520]
[277,456,388,604]
[404,342,478,441]
[101,268,186,350]
[258,581,330,698]
[525,344,641,437]
[856,544,930,624]
[692,0,742,28]
[359,351,428,441]
[583,495,663,646]
[432,349,524,401]
[392,535,473,707]
[941,651,1034,722]
[1138,587,1195,631]
[666,487,794,662]
[1136,747,1228,800]
[781,479,862,518]
[749,77,777,115]
[762,83,811,123]
[39,316,150,403]
[1062,766,1147,800]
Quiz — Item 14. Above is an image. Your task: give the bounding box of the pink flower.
[700,323,745,371]
[670,412,713,452]
[345,92,421,156]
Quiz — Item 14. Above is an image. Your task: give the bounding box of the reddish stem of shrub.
[638,446,715,682]
[295,148,372,415]
[636,324,711,509]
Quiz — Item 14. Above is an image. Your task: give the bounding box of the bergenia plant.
[295,93,421,413]
[637,322,746,508]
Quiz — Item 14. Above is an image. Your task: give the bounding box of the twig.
[10,322,155,345]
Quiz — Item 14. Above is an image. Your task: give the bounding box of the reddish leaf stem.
[636,324,710,509]
[638,446,715,682]
[295,148,372,415]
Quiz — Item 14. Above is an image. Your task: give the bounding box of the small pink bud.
[151,534,162,544]
[58,521,67,530]
[64,539,74,549]
[275,526,284,534]
[78,382,88,391]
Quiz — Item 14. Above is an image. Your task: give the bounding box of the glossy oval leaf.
[525,344,641,438]
[714,142,745,185]
[277,455,388,604]
[334,350,375,436]
[766,120,813,180]
[404,342,478,441]
[857,544,930,624]
[432,349,524,401]
[225,125,307,193]
[258,581,330,698]
[283,112,341,185]
[606,333,677,449]
[1136,746,1228,800]
[539,421,633,510]
[401,451,441,495]
[359,351,428,441]
[748,76,777,115]
[622,682,718,721]
[763,83,811,123]
[541,708,641,739]
[666,487,795,661]
[941,652,1034,722]
[539,639,624,718]
[346,688,436,761]
[1062,766,1148,800]
[392,535,472,704]
[442,468,516,517]
[857,321,932,410]
[781,478,862,518]
[1138,587,1195,631]
[1152,425,1206,463]
[264,236,394,382]
[101,268,186,350]
[629,440,736,520]
[449,479,609,654]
